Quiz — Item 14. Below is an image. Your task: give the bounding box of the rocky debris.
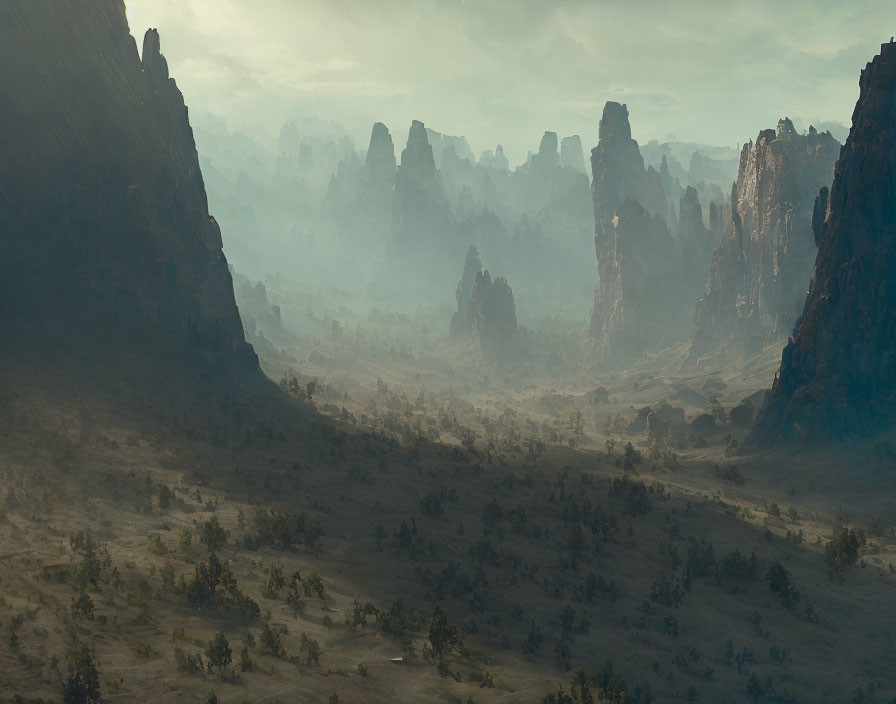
[647,401,687,440]
[688,117,841,365]
[690,413,717,437]
[561,135,588,174]
[669,385,708,409]
[750,41,896,444]
[727,400,756,427]
[589,102,713,361]
[628,400,686,436]
[450,246,484,338]
[587,387,610,405]
[0,3,259,392]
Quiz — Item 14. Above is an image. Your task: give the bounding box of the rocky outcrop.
[677,186,714,285]
[230,267,295,363]
[0,2,259,395]
[323,122,396,245]
[480,145,509,171]
[389,120,450,256]
[688,118,840,365]
[450,246,483,338]
[589,102,706,360]
[448,247,519,362]
[561,135,587,174]
[750,41,896,444]
[468,271,520,363]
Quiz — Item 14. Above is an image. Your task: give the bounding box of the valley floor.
[2,305,896,704]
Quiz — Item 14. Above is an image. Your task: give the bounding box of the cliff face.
[750,41,896,444]
[450,246,484,339]
[589,102,704,360]
[560,135,587,174]
[688,119,840,364]
[0,1,259,392]
[389,120,450,256]
[468,271,520,363]
[323,121,396,245]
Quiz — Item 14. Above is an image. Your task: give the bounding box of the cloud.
[124,0,887,162]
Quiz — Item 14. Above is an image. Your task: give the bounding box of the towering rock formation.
[323,121,396,245]
[751,41,896,444]
[468,271,520,363]
[589,102,702,360]
[480,145,509,171]
[677,186,713,284]
[450,246,483,338]
[390,120,450,255]
[426,128,475,168]
[561,135,588,174]
[448,247,520,362]
[687,119,840,364]
[0,2,259,396]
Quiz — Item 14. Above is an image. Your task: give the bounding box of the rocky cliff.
[750,41,896,444]
[688,119,840,365]
[323,121,396,245]
[588,102,704,360]
[0,1,260,396]
[468,271,520,363]
[389,120,450,256]
[450,246,484,339]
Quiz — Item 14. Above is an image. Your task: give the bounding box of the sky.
[124,0,892,163]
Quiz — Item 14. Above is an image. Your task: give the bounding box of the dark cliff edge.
[749,41,896,446]
[0,1,270,415]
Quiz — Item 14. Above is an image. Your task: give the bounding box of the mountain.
[750,41,896,444]
[0,1,261,403]
[687,119,840,365]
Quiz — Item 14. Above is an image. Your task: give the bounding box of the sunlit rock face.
[0,1,260,388]
[687,118,840,366]
[588,102,707,362]
[751,41,896,445]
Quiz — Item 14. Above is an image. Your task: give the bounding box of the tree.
[766,559,800,609]
[205,633,232,672]
[745,673,763,703]
[63,644,101,704]
[825,527,866,573]
[429,605,463,659]
[200,516,228,552]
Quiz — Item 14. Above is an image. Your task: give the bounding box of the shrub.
[205,633,232,673]
[245,508,322,552]
[260,622,285,658]
[184,554,260,620]
[62,644,101,704]
[609,477,651,517]
[766,559,800,609]
[200,516,228,552]
[824,527,866,573]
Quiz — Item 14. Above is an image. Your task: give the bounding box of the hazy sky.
[125,0,891,163]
